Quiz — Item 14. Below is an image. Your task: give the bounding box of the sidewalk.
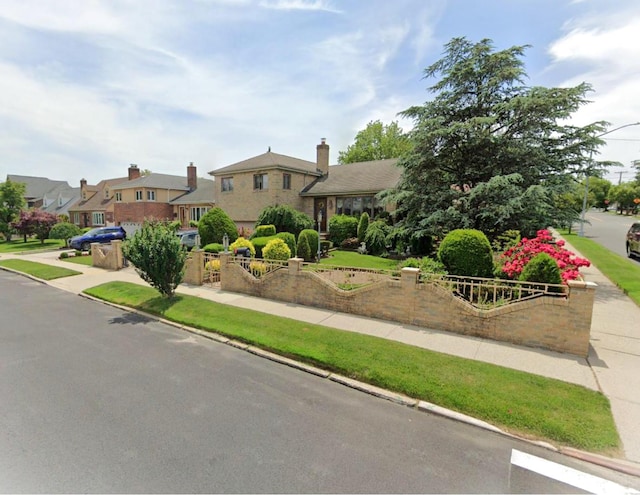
[2,246,640,465]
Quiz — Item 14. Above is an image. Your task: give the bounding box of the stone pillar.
[288,257,303,275]
[401,267,419,288]
[566,280,597,356]
[184,250,204,285]
[219,253,230,290]
[112,240,124,270]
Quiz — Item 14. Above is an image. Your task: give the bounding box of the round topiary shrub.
[252,224,277,239]
[263,238,292,261]
[276,232,296,257]
[296,233,312,261]
[203,243,224,253]
[437,229,494,278]
[519,252,563,285]
[230,237,256,257]
[328,214,358,246]
[198,207,238,246]
[49,222,82,241]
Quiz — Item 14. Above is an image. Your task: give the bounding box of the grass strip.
[85,280,619,453]
[0,259,81,280]
[0,239,66,253]
[60,255,94,266]
[558,231,640,307]
[320,249,399,269]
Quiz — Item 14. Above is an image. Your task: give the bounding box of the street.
[579,209,640,263]
[1,270,639,493]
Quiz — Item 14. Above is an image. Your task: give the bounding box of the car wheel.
[627,244,635,259]
[81,242,90,251]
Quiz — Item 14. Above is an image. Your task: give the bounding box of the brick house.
[68,176,129,229]
[209,140,400,232]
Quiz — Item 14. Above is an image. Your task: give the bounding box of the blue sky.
[1,0,639,186]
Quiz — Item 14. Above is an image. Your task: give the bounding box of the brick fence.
[184,252,596,356]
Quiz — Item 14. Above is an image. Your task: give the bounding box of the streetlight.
[578,122,640,237]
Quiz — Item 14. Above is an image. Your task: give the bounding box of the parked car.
[176,230,199,250]
[626,222,640,258]
[69,226,127,251]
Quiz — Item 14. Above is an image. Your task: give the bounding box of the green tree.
[12,209,58,244]
[587,176,612,209]
[0,179,26,240]
[49,222,82,242]
[357,212,369,243]
[338,120,412,164]
[255,205,314,237]
[198,207,238,246]
[610,183,640,214]
[387,37,607,240]
[122,221,186,298]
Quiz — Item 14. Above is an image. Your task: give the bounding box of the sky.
[1,0,640,187]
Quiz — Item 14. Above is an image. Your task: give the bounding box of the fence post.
[184,250,204,285]
[401,267,419,288]
[288,257,303,275]
[112,240,124,270]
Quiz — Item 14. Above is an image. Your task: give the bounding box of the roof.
[301,158,401,196]
[170,178,216,205]
[41,190,81,215]
[68,177,128,212]
[6,175,73,200]
[209,150,321,176]
[110,173,191,191]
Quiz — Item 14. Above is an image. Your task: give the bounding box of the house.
[67,176,129,229]
[6,174,79,216]
[169,173,215,227]
[208,139,400,231]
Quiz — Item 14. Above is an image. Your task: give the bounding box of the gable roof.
[210,150,321,176]
[170,178,216,205]
[301,158,401,196]
[110,173,191,191]
[6,174,73,200]
[69,177,128,212]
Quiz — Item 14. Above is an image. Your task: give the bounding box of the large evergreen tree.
[388,37,607,239]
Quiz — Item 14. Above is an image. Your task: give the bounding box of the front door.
[314,197,327,232]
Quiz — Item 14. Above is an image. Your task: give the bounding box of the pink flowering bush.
[500,229,590,283]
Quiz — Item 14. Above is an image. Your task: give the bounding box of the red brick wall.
[114,202,174,224]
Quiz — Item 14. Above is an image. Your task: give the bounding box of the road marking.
[510,449,639,494]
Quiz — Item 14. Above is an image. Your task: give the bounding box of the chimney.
[316,138,329,175]
[187,162,197,191]
[80,178,87,189]
[128,164,141,181]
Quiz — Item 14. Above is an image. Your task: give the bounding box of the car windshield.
[85,228,102,236]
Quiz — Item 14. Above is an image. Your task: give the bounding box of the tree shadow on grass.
[140,294,184,315]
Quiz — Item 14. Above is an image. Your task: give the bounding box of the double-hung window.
[253,173,268,190]
[221,177,233,192]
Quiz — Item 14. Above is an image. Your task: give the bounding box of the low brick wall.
[91,240,126,270]
[216,254,595,357]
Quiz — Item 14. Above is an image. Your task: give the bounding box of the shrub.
[205,259,220,272]
[230,237,256,257]
[276,232,296,256]
[263,238,291,261]
[167,220,182,232]
[363,220,391,255]
[492,230,521,252]
[320,240,331,256]
[399,257,421,268]
[357,212,369,243]
[328,214,358,246]
[249,260,267,276]
[437,229,494,278]
[59,251,70,259]
[198,207,238,246]
[420,257,447,275]
[341,237,360,250]
[256,205,314,237]
[298,229,319,258]
[296,233,312,261]
[252,224,277,239]
[251,236,274,258]
[519,252,563,286]
[49,222,82,241]
[122,221,187,298]
[189,220,199,228]
[203,243,224,253]
[411,234,433,256]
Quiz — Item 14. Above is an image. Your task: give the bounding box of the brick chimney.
[80,178,87,189]
[316,138,329,175]
[187,162,197,191]
[128,164,141,181]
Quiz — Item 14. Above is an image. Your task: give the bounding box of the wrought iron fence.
[203,252,221,285]
[420,272,568,309]
[228,256,289,279]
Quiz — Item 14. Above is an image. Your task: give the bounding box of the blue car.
[69,226,127,251]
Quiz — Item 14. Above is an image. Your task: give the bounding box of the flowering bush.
[500,229,590,283]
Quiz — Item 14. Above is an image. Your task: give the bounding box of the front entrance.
[314,197,327,233]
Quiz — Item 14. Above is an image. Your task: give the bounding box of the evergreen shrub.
[437,229,494,278]
[263,238,292,261]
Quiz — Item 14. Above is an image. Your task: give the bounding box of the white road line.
[510,449,639,495]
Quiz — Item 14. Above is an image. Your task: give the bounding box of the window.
[104,189,109,199]
[135,190,143,201]
[58,197,64,206]
[283,173,291,190]
[253,173,268,190]
[190,207,210,222]
[92,212,105,225]
[336,196,382,218]
[221,177,233,192]
[115,192,122,202]
[73,212,80,225]
[147,190,156,201]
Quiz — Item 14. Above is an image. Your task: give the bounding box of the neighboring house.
[208,139,400,232]
[67,176,129,229]
[169,174,216,227]
[6,174,78,212]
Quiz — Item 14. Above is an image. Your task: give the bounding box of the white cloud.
[258,0,341,13]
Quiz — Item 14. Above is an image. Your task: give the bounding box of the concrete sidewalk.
[2,246,640,465]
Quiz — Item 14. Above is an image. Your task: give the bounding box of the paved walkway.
[2,244,640,467]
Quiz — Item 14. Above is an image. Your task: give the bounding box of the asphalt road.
[1,270,639,493]
[580,209,640,263]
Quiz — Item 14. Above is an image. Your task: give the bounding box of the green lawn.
[558,231,640,306]
[0,259,81,280]
[0,239,66,253]
[61,254,94,266]
[320,249,400,270]
[84,281,619,453]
